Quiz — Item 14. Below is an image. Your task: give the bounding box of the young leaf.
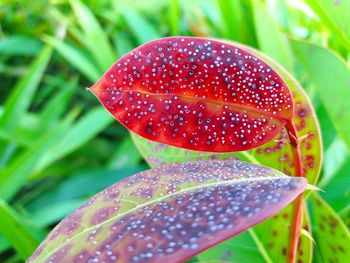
[28,159,306,263]
[90,37,294,153]
[130,132,249,166]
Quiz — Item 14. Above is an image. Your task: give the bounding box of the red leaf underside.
[90,37,294,152]
[28,160,306,263]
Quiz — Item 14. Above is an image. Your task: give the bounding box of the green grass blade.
[38,76,78,131]
[70,0,115,71]
[0,36,43,56]
[29,199,86,228]
[291,39,350,153]
[44,36,101,82]
[252,0,293,71]
[0,46,52,134]
[168,0,180,35]
[0,199,39,260]
[215,0,257,46]
[217,0,243,41]
[113,31,134,57]
[0,108,79,201]
[305,0,350,51]
[0,235,10,254]
[38,77,78,131]
[122,7,161,44]
[33,107,114,175]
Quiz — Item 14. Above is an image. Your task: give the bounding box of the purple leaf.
[28,159,306,263]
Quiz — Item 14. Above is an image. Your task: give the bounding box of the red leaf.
[89,37,294,152]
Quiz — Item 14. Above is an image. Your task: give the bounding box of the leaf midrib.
[39,174,288,261]
[98,86,289,124]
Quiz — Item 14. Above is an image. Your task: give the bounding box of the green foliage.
[291,39,350,153]
[0,46,52,134]
[309,193,350,262]
[0,0,349,262]
[0,199,39,260]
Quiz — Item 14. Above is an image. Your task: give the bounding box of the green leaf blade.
[309,193,350,262]
[291,39,350,153]
[251,0,293,71]
[0,199,39,260]
[0,46,52,134]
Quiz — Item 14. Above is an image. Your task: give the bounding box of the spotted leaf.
[130,41,321,184]
[89,37,294,152]
[309,193,350,262]
[28,159,306,263]
[130,41,321,263]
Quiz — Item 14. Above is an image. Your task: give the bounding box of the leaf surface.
[130,40,322,183]
[28,159,306,263]
[90,37,294,152]
[195,230,271,263]
[309,193,350,262]
[291,39,350,154]
[130,41,321,262]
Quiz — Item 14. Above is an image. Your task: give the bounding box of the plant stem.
[285,120,304,263]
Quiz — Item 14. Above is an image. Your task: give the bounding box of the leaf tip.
[306,184,323,192]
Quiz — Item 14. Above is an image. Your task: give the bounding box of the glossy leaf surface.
[130,41,321,262]
[131,41,322,183]
[28,159,306,263]
[90,37,294,152]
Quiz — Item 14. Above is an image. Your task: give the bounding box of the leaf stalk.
[285,120,304,263]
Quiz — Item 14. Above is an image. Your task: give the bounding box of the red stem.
[285,120,304,263]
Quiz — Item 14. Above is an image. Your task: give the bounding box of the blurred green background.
[0,0,349,262]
